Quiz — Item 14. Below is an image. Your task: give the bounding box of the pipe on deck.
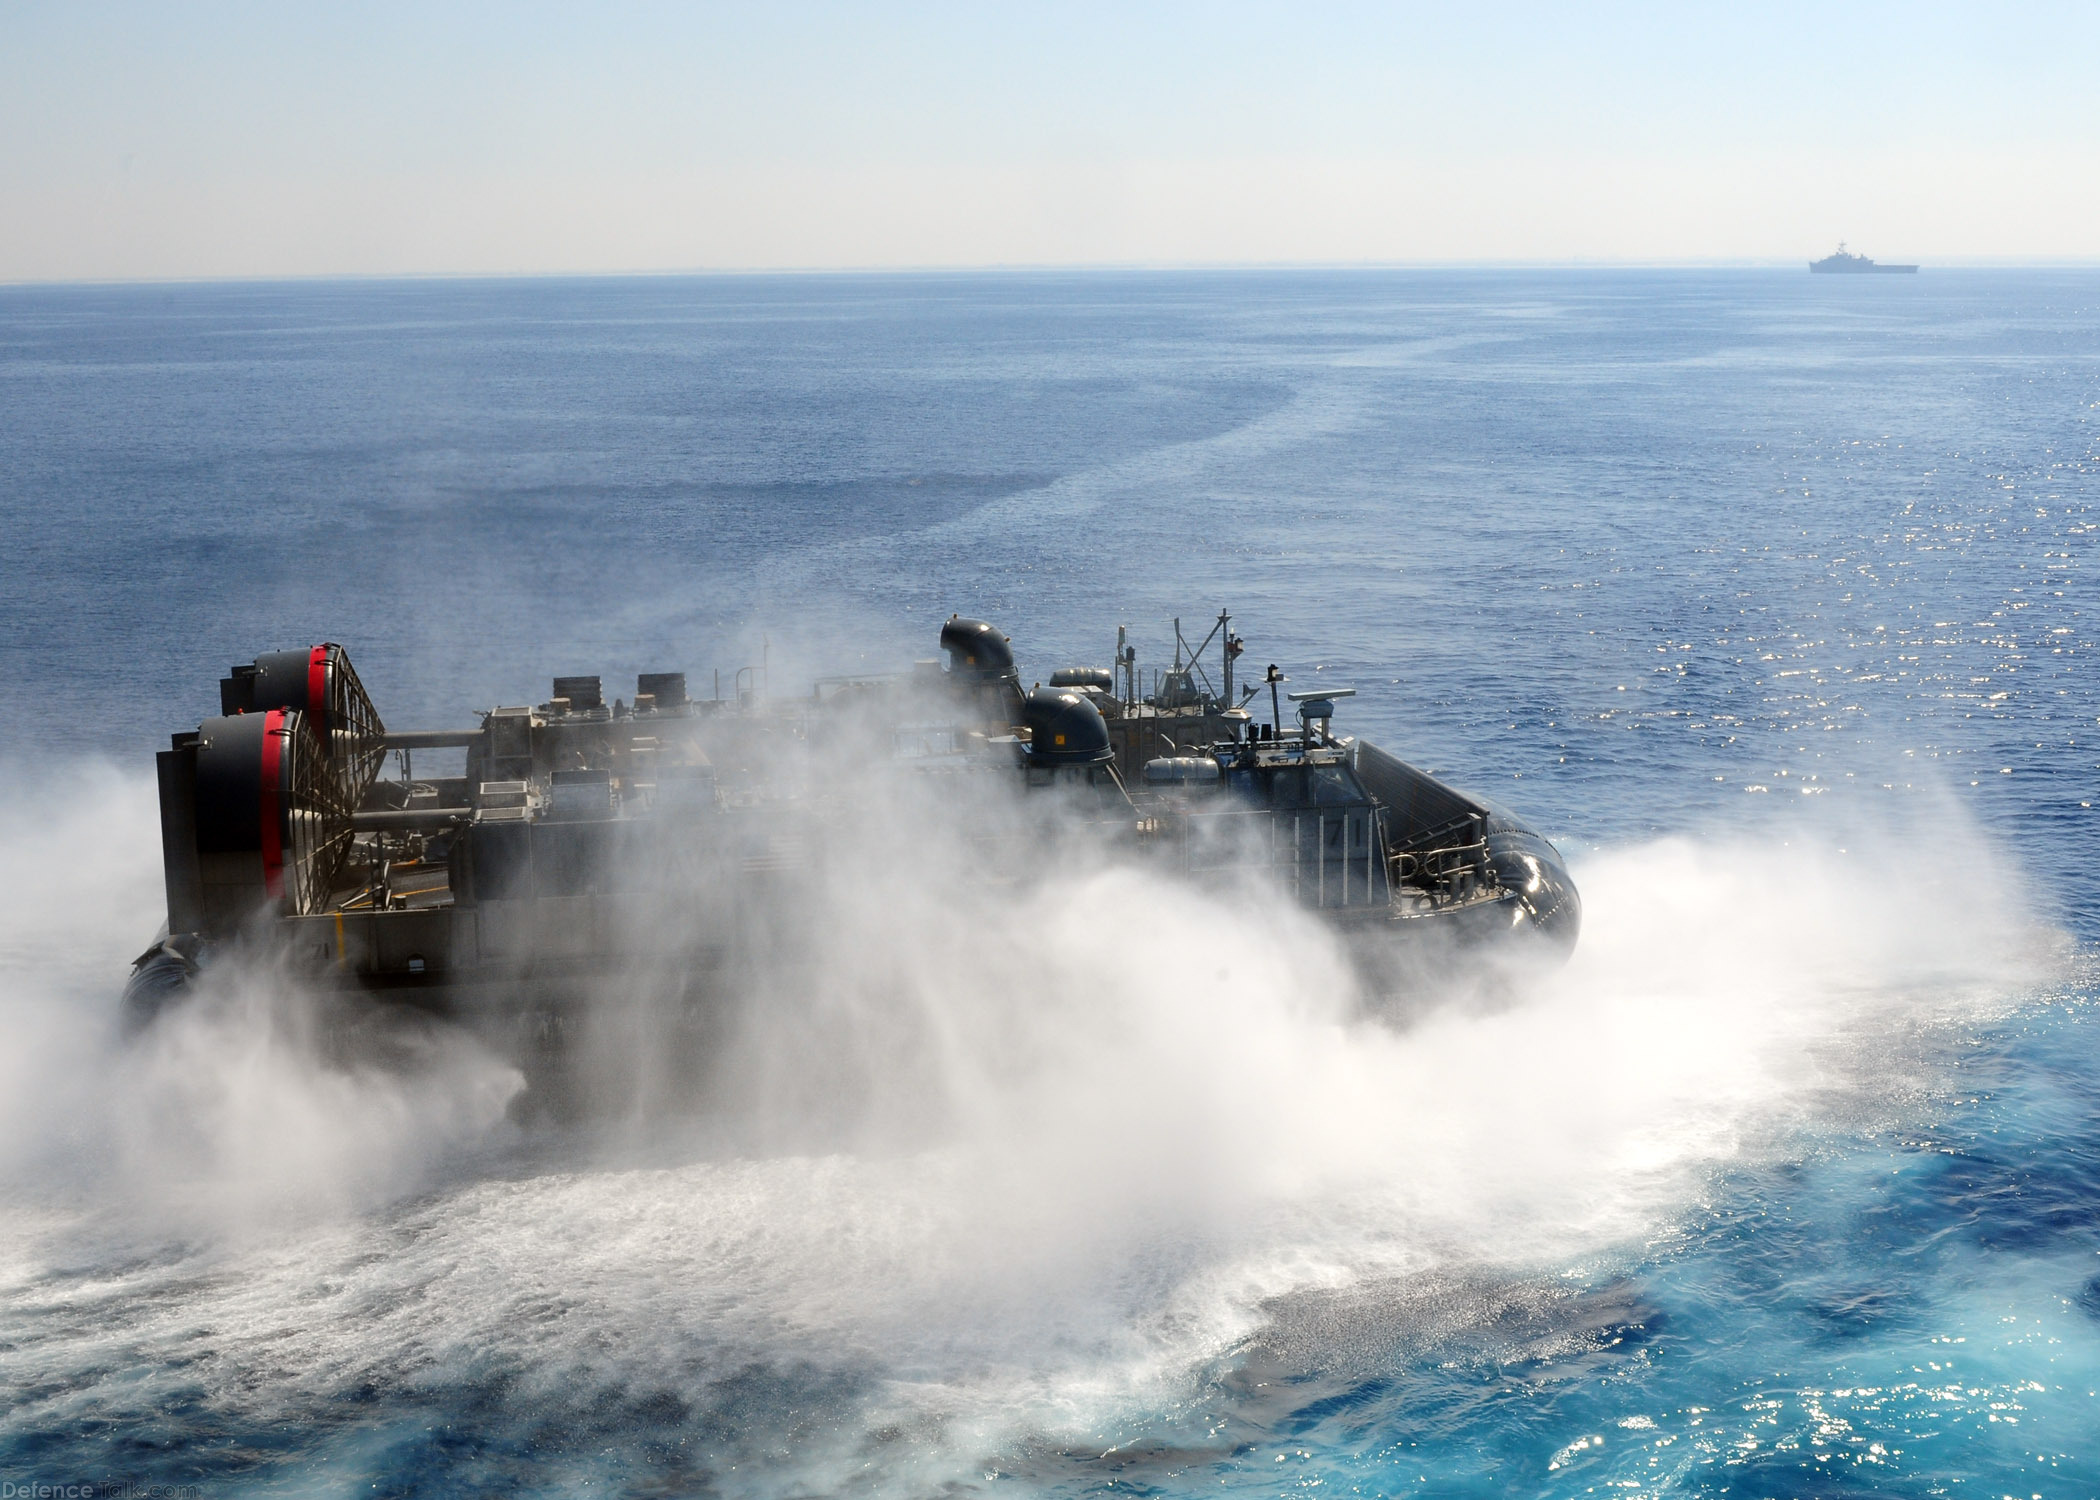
[380,729,482,750]
[351,808,469,832]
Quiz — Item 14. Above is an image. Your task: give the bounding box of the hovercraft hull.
[124,615,1580,1063]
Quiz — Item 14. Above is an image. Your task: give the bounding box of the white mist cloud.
[0,744,2061,1491]
[0,761,521,1230]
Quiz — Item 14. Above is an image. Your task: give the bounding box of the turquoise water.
[0,270,2094,1495]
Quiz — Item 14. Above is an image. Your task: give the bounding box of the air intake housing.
[552,676,603,713]
[637,672,687,709]
[939,617,1016,679]
[1022,687,1113,766]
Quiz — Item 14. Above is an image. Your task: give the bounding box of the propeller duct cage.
[191,708,355,920]
[220,643,388,811]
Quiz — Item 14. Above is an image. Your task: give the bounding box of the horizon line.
[8,255,2100,292]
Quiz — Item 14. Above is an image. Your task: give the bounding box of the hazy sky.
[4,2,2097,281]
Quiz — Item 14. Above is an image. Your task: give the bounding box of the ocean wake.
[0,762,2059,1491]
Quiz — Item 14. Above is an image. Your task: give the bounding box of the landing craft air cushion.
[126,615,1580,1050]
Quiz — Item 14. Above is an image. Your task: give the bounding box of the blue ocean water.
[0,270,2095,1496]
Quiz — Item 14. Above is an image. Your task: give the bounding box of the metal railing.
[1387,812,1496,907]
[1162,804,1390,909]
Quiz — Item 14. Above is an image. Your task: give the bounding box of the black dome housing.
[940,616,1016,679]
[1022,687,1113,765]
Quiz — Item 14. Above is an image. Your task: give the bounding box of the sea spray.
[0,755,2060,1492]
[0,762,521,1231]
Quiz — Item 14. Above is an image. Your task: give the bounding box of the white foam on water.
[0,762,522,1239]
[0,761,2059,1490]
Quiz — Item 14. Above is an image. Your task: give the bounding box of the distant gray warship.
[1810,243,1918,274]
[125,615,1579,1063]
